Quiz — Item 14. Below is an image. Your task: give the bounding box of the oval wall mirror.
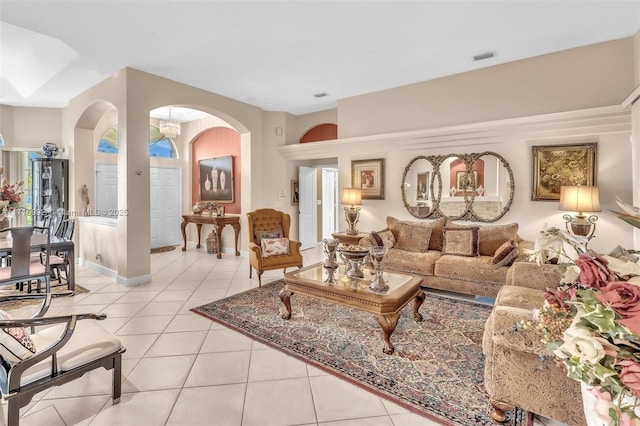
[401,151,514,222]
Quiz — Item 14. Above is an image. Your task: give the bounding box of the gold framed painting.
[352,158,385,200]
[531,143,597,201]
[456,170,478,192]
[416,172,429,200]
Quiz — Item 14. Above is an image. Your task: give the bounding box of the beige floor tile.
[76,292,127,305]
[145,330,207,357]
[200,328,254,353]
[165,313,213,332]
[114,291,161,303]
[318,416,395,426]
[137,300,185,316]
[248,347,309,382]
[28,395,110,426]
[184,351,251,387]
[117,333,159,359]
[100,302,148,318]
[90,389,180,426]
[167,384,246,426]
[310,374,388,423]
[116,314,173,335]
[389,412,445,425]
[122,355,196,392]
[243,378,317,426]
[19,404,65,426]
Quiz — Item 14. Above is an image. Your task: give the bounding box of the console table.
[181,215,241,259]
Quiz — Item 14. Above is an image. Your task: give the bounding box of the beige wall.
[0,105,62,149]
[338,38,634,138]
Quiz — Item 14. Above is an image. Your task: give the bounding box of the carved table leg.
[279,289,294,320]
[232,223,241,256]
[181,219,188,251]
[413,290,425,322]
[213,224,224,259]
[196,224,203,248]
[375,313,400,355]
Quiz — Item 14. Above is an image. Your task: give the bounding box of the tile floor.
[3,244,564,426]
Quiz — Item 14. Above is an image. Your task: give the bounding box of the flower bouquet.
[0,179,24,215]
[525,225,640,425]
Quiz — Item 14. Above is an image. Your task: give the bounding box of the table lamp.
[559,185,600,244]
[342,187,362,236]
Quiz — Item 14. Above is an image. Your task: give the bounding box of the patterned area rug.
[151,245,177,254]
[192,279,532,426]
[0,281,88,310]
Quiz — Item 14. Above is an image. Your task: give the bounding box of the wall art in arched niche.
[199,155,234,203]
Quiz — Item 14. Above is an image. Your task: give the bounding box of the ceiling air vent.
[313,92,329,98]
[473,51,496,62]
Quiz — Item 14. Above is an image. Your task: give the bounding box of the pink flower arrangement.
[0,179,24,214]
[529,250,640,425]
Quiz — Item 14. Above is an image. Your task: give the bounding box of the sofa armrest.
[488,306,548,355]
[506,261,563,290]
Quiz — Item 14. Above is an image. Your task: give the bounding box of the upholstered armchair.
[247,209,303,286]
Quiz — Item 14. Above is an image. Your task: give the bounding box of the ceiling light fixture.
[159,106,181,139]
[313,92,329,98]
[473,51,496,61]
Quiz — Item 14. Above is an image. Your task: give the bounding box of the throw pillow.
[261,237,290,257]
[492,239,519,268]
[255,227,283,243]
[370,228,396,249]
[0,309,36,363]
[395,222,432,253]
[445,221,519,256]
[442,227,479,257]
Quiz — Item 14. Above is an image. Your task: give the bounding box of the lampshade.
[559,186,601,214]
[341,188,362,206]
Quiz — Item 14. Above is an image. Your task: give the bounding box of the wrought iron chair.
[47,218,75,285]
[247,208,303,286]
[0,292,125,425]
[0,226,51,293]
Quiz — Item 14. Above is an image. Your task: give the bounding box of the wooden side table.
[181,214,241,259]
[331,231,369,245]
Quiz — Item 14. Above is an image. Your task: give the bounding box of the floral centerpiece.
[524,219,640,425]
[0,179,24,215]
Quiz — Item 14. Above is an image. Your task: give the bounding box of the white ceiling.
[1,1,640,120]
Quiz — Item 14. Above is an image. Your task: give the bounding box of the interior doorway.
[298,163,339,249]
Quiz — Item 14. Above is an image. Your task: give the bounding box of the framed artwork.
[291,180,299,205]
[352,158,385,200]
[456,170,478,192]
[199,155,234,203]
[531,143,597,201]
[416,172,429,200]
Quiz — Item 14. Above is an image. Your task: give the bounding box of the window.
[97,125,177,158]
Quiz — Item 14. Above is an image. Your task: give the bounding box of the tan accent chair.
[247,209,303,286]
[482,261,586,425]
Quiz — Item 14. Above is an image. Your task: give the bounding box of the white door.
[150,167,181,248]
[298,166,317,250]
[322,168,338,239]
[95,163,117,216]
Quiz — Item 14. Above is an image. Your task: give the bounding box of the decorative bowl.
[41,142,60,158]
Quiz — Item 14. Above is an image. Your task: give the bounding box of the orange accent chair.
[247,209,303,286]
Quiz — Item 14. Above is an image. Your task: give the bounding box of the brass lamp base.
[562,213,598,247]
[344,206,361,236]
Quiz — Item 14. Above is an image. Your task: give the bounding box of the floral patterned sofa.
[359,216,532,298]
[482,261,585,425]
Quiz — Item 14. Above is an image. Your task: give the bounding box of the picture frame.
[416,172,429,200]
[216,205,225,217]
[291,180,299,205]
[352,158,385,200]
[199,155,234,203]
[531,143,597,201]
[456,170,478,192]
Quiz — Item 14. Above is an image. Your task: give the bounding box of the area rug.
[192,279,532,426]
[0,282,89,310]
[151,245,177,254]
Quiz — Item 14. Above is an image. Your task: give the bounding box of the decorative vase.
[369,246,389,292]
[581,383,640,426]
[41,142,60,158]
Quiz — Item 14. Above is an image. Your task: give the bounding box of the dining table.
[0,233,75,291]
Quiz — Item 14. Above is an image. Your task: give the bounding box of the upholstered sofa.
[359,216,532,298]
[482,261,585,425]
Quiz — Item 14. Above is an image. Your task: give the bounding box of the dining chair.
[0,226,51,294]
[0,292,125,425]
[48,218,75,285]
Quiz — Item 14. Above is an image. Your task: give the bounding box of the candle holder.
[322,238,339,269]
[369,246,389,292]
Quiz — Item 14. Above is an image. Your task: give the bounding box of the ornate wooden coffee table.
[280,262,425,354]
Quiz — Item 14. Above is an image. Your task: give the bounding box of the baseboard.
[116,274,152,286]
[78,258,152,286]
[79,258,117,278]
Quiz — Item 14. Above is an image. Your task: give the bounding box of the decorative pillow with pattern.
[370,228,396,249]
[261,237,290,257]
[255,227,283,243]
[492,239,520,268]
[442,227,479,257]
[395,222,432,253]
[0,309,36,363]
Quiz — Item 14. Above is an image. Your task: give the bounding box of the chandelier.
[159,107,181,139]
